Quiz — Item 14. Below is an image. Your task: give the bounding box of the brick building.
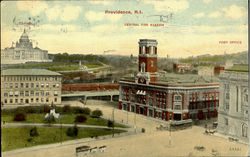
[118,39,219,121]
[173,63,193,73]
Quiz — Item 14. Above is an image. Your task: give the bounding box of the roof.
[121,73,219,87]
[2,69,61,76]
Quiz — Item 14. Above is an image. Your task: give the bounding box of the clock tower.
[136,39,158,84]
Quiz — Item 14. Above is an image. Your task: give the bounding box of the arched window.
[242,123,248,137]
[243,89,248,102]
[151,60,154,67]
[141,62,145,73]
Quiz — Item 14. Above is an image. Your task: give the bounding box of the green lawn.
[6,63,102,72]
[2,127,124,152]
[1,113,127,128]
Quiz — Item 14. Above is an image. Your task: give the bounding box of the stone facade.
[217,70,249,142]
[1,69,62,105]
[1,30,52,64]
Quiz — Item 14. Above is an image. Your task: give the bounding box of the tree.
[14,113,26,121]
[75,115,87,123]
[107,120,114,128]
[66,125,78,137]
[30,127,39,137]
[91,109,103,118]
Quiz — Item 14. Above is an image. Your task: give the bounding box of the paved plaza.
[3,100,249,157]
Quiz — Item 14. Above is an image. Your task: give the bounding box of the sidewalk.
[1,122,129,131]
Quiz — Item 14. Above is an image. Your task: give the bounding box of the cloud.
[193,12,204,18]
[209,5,246,19]
[45,5,82,22]
[16,1,48,16]
[85,11,105,22]
[45,5,62,21]
[61,6,82,22]
[222,5,247,19]
[88,1,112,6]
[85,11,122,22]
[208,11,222,18]
[90,24,126,32]
[145,0,189,13]
[39,24,81,32]
[203,0,212,4]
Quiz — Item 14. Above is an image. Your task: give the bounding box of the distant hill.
[179,51,248,66]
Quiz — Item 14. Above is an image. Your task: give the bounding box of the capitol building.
[1,30,52,64]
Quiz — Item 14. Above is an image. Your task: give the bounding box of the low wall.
[62,84,119,91]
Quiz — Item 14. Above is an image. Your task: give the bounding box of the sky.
[1,0,248,58]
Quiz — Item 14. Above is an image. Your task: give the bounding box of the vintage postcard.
[1,0,249,157]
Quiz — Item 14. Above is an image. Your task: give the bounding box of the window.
[31,98,34,103]
[31,83,34,88]
[4,99,7,103]
[41,98,44,102]
[36,91,39,96]
[242,123,248,137]
[9,92,13,97]
[54,91,58,96]
[174,95,182,101]
[4,93,8,97]
[20,99,23,103]
[10,99,13,103]
[54,98,57,102]
[41,91,44,96]
[20,83,24,88]
[225,102,229,110]
[20,91,24,97]
[141,62,145,73]
[4,83,8,89]
[36,83,39,88]
[26,83,29,88]
[30,91,34,96]
[46,84,49,88]
[224,118,228,125]
[151,60,154,67]
[15,99,18,103]
[41,84,44,88]
[25,91,29,96]
[36,98,39,102]
[56,84,59,88]
[15,83,18,88]
[9,83,13,88]
[46,91,50,96]
[15,91,19,97]
[174,105,181,110]
[46,98,49,102]
[224,84,230,90]
[226,93,230,100]
[53,84,56,88]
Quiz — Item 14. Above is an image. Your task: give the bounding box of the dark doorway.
[174,114,181,121]
[149,109,153,117]
[139,107,144,115]
[25,99,29,104]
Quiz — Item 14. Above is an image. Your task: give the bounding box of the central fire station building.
[118,39,219,121]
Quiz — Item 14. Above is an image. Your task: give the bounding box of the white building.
[1,69,62,105]
[1,30,52,64]
[217,65,249,143]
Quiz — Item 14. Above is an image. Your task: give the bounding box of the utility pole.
[127,107,129,124]
[169,121,171,147]
[134,111,136,133]
[112,104,114,137]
